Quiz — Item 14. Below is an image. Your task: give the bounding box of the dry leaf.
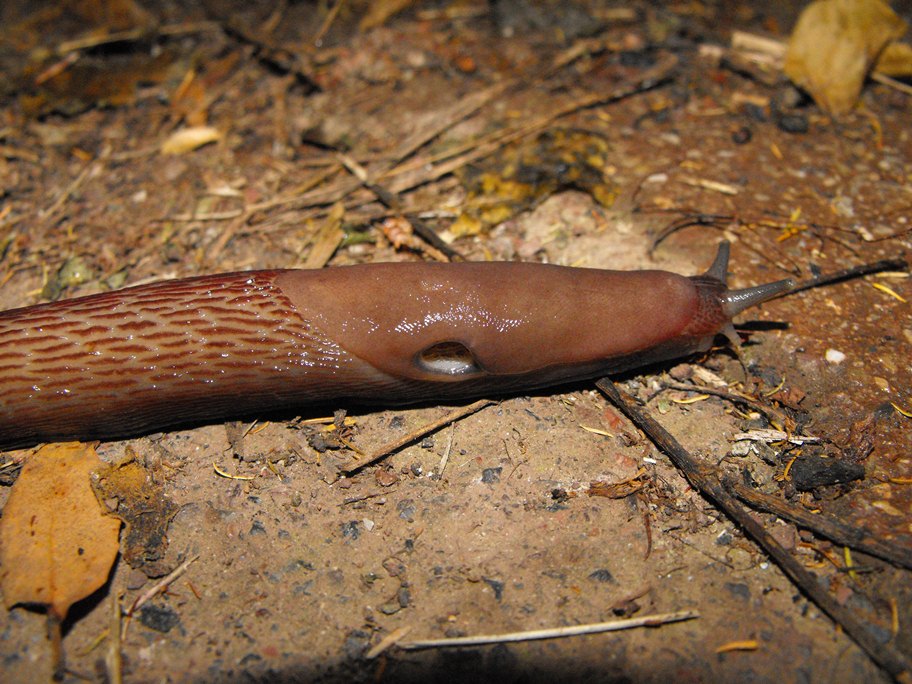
[0,443,121,620]
[784,0,907,115]
[160,125,222,155]
[875,40,912,76]
[359,0,417,31]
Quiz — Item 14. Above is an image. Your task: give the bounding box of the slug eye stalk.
[721,280,795,318]
[699,240,795,318]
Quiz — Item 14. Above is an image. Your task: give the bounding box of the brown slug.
[0,242,792,449]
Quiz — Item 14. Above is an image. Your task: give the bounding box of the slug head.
[681,241,794,352]
[701,241,794,317]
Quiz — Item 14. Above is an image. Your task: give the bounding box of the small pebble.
[777,113,809,134]
[139,604,181,633]
[375,469,399,487]
[588,568,616,583]
[731,126,752,144]
[825,349,846,364]
[481,467,502,483]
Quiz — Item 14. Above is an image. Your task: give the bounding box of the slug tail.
[722,279,795,318]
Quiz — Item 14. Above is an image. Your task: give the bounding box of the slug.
[0,242,791,449]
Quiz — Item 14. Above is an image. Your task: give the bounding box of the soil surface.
[0,1,910,683]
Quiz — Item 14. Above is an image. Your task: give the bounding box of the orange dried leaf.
[875,40,912,76]
[0,443,121,619]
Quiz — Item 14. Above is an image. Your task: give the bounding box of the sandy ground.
[0,1,910,682]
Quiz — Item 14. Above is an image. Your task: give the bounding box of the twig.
[108,591,123,684]
[221,18,318,89]
[730,30,912,97]
[872,72,912,96]
[337,153,463,261]
[312,0,346,46]
[732,429,819,445]
[380,54,678,198]
[661,380,790,426]
[41,162,95,219]
[595,377,912,682]
[342,399,493,474]
[366,626,412,659]
[55,21,221,55]
[124,555,200,623]
[397,610,698,650]
[782,258,909,296]
[437,423,456,479]
[247,55,677,232]
[725,478,912,571]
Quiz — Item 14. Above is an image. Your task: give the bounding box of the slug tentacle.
[698,240,795,317]
[722,280,795,318]
[703,240,732,282]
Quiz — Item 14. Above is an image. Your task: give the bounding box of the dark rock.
[790,457,864,491]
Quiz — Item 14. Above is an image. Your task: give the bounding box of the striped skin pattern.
[0,271,383,448]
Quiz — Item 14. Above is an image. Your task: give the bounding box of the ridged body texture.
[0,247,787,449]
[0,272,374,448]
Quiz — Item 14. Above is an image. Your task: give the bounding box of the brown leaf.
[0,443,121,619]
[588,470,649,499]
[875,40,912,76]
[784,0,907,115]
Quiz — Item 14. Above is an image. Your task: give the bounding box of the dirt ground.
[0,1,911,682]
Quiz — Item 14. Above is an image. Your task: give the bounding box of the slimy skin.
[0,243,791,449]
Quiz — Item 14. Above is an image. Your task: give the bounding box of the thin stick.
[337,153,463,261]
[366,626,412,659]
[725,478,912,571]
[47,612,65,681]
[595,377,912,682]
[397,610,698,650]
[783,258,908,296]
[437,423,456,479]
[55,22,220,55]
[661,380,789,426]
[382,54,678,198]
[872,72,912,96]
[108,591,123,684]
[342,399,493,474]
[42,162,94,219]
[125,555,200,620]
